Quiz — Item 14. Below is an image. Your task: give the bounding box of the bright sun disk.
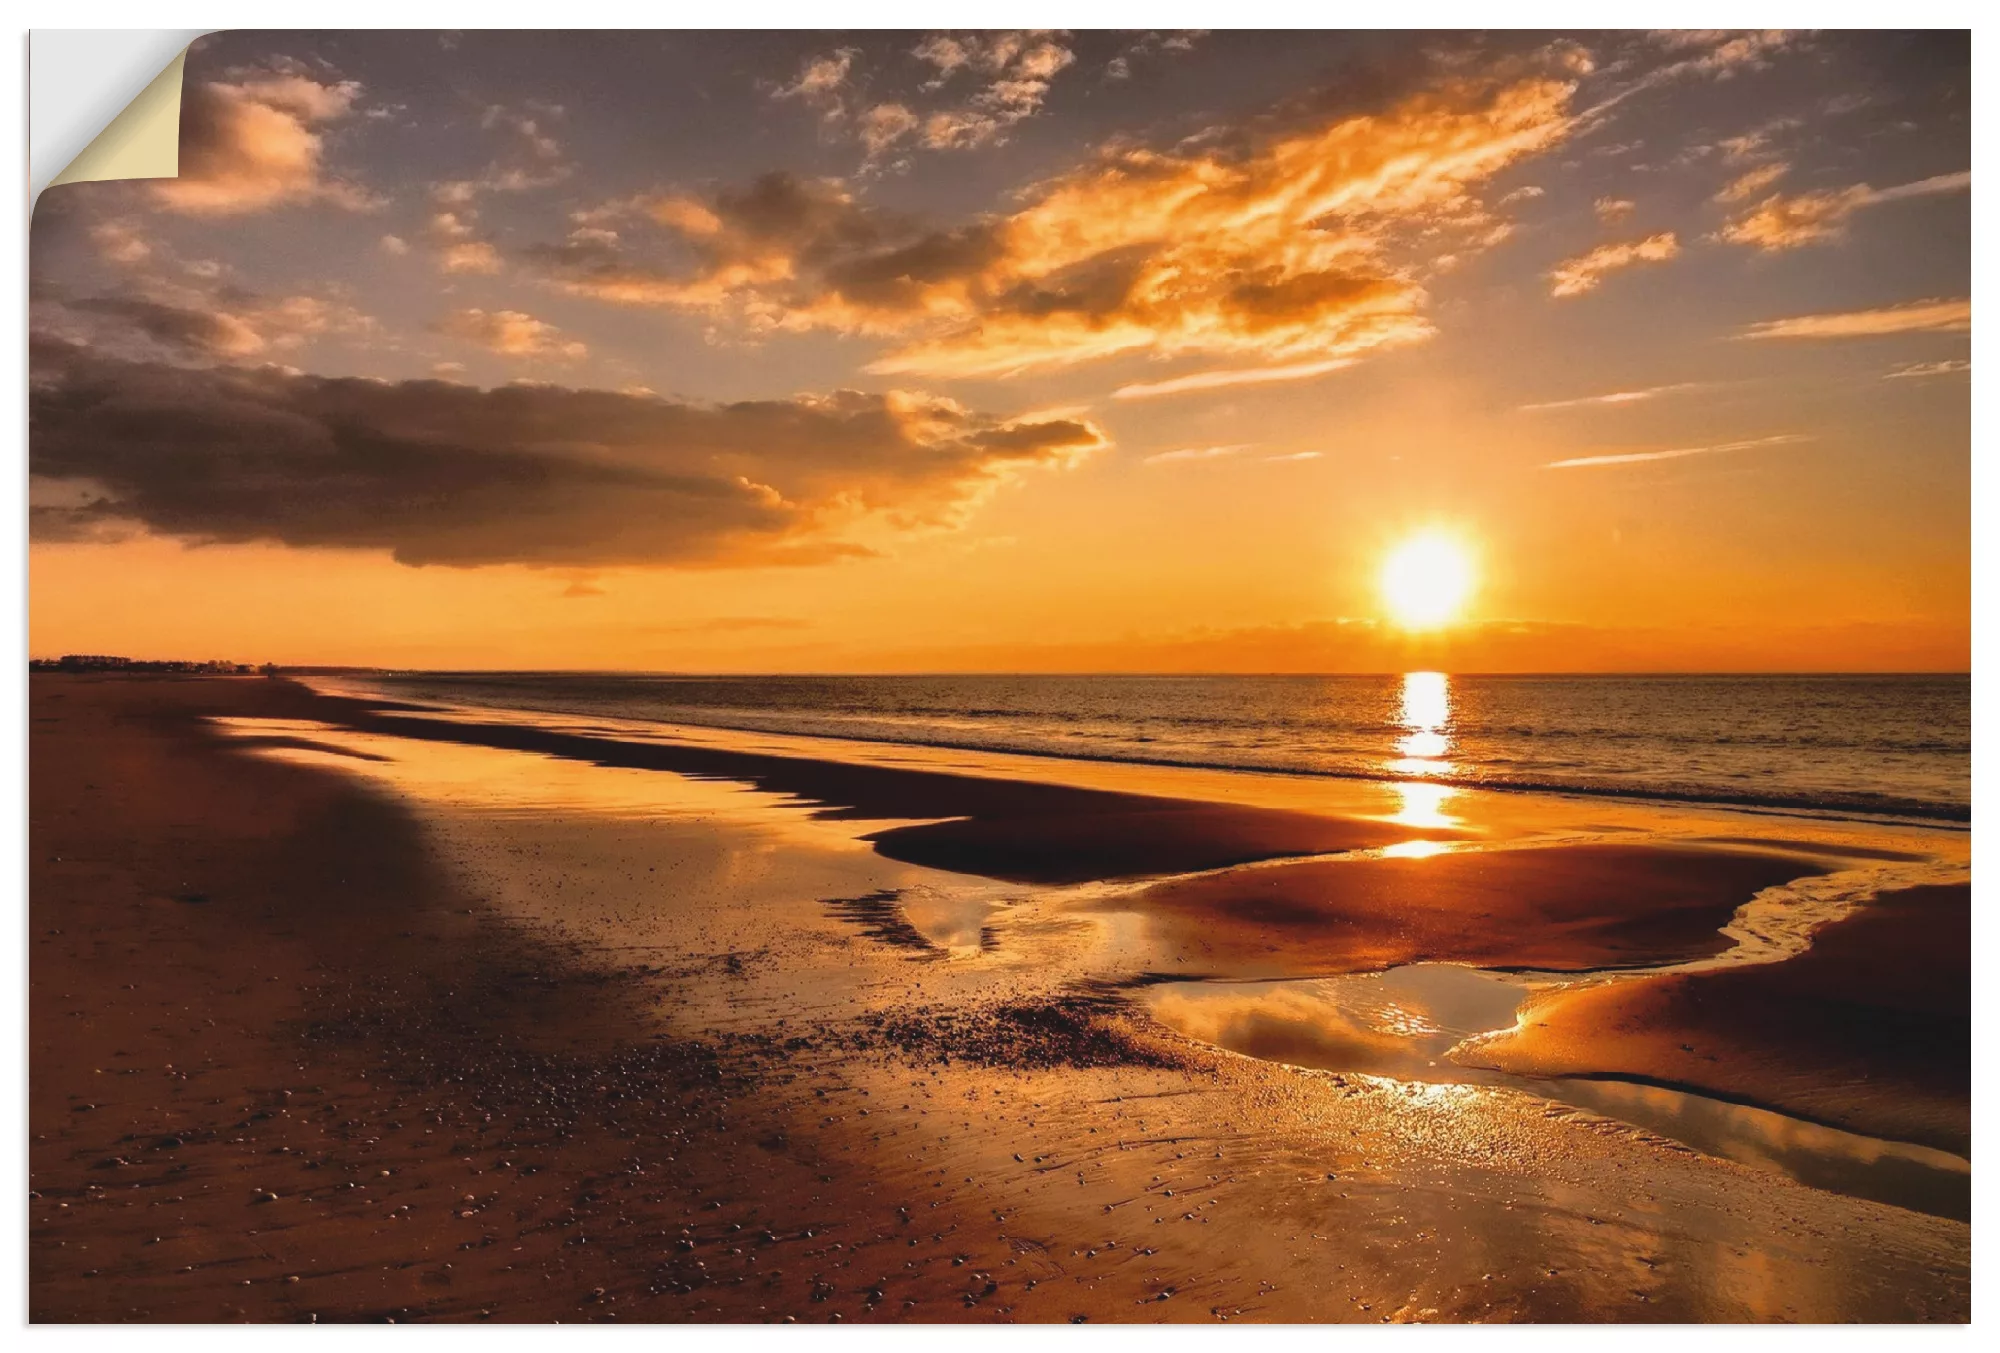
[1381,533,1476,629]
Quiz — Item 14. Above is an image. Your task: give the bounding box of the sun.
[1380,533,1476,629]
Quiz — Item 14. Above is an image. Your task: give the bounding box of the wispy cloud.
[1717,170,1969,251]
[1885,359,1971,379]
[1113,358,1355,401]
[1866,170,1971,204]
[1144,444,1255,465]
[1517,382,1708,413]
[1265,451,1324,463]
[770,33,1079,163]
[1547,233,1680,298]
[1544,434,1807,470]
[1738,298,1970,340]
[1714,162,1788,203]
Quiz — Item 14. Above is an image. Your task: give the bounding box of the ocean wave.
[332,672,1969,826]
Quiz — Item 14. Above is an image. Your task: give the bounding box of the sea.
[318,672,1970,825]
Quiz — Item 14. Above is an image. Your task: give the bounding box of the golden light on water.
[1389,671,1456,776]
[1381,533,1476,629]
[1398,670,1450,760]
[1387,671,1462,828]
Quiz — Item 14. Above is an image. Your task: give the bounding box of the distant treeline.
[29,655,274,675]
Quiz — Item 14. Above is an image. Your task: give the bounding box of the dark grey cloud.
[28,337,1105,568]
[62,295,254,357]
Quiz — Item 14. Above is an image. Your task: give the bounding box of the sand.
[241,690,1450,884]
[1100,844,1828,978]
[29,675,1970,1322]
[1468,883,1970,1155]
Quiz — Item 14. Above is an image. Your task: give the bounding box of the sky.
[28,29,1970,672]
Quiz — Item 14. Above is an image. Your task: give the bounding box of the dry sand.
[30,675,1970,1322]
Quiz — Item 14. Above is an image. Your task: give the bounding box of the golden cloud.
[433,308,589,362]
[1544,433,1806,470]
[1546,232,1680,297]
[153,69,374,215]
[1737,298,1970,340]
[1718,171,1969,251]
[531,66,1580,381]
[1713,162,1788,203]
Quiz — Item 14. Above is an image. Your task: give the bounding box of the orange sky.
[29,30,1970,671]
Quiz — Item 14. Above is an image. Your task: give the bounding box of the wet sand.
[260,686,1449,884]
[1103,845,1829,978]
[30,675,1970,1322]
[1468,883,1971,1155]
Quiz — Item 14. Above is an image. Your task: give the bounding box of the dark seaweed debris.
[822,890,938,955]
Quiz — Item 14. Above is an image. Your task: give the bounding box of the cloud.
[907,32,1075,149]
[427,105,573,206]
[1867,170,1972,204]
[1543,433,1806,469]
[1112,358,1355,400]
[770,48,859,120]
[433,308,588,361]
[153,66,375,215]
[1707,116,1802,165]
[1885,359,1970,379]
[1714,162,1788,203]
[774,32,1080,164]
[1574,31,1803,127]
[35,283,376,363]
[870,613,1967,675]
[1737,298,1970,340]
[538,62,1579,382]
[410,123,579,271]
[27,337,1107,569]
[1717,171,1969,251]
[1143,444,1254,464]
[857,103,920,157]
[1516,381,1707,412]
[1104,30,1203,82]
[1593,197,1635,223]
[89,220,153,265]
[1547,232,1680,297]
[468,102,572,193]
[426,210,503,274]
[1648,30,1800,80]
[56,295,264,358]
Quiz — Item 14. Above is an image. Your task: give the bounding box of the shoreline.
[307,673,1973,826]
[30,674,1971,1322]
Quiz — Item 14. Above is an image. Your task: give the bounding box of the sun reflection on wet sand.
[1380,837,1452,858]
[192,702,1967,1313]
[1143,964,1970,1220]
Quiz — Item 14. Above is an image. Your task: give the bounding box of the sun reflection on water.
[1386,672,1461,824]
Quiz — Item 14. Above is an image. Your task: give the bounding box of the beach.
[29,673,1970,1323]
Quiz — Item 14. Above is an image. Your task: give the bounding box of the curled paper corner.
[46,45,189,191]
